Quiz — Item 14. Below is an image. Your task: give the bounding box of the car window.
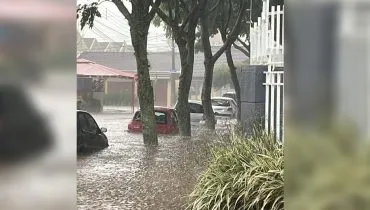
[133,111,141,121]
[231,100,237,107]
[83,113,99,133]
[171,111,178,124]
[77,112,88,132]
[134,111,168,124]
[155,111,167,124]
[212,99,230,107]
[189,103,203,113]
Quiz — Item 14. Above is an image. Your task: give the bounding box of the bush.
[188,130,284,210]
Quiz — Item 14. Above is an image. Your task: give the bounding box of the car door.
[78,112,107,150]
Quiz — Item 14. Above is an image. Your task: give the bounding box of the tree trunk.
[174,16,197,136]
[130,4,158,145]
[221,32,241,121]
[202,60,216,129]
[200,9,216,130]
[175,38,192,136]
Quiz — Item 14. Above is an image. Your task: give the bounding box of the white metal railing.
[263,66,284,142]
[250,0,284,65]
[250,0,284,142]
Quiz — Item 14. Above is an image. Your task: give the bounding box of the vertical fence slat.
[265,72,270,133]
[256,21,259,62]
[271,6,276,55]
[250,0,284,142]
[276,5,281,54]
[270,68,275,134]
[282,5,285,55]
[276,73,281,142]
[262,1,267,60]
[258,18,262,63]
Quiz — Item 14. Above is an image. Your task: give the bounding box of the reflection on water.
[77,113,216,210]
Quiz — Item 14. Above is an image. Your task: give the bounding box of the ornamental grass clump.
[188,130,283,210]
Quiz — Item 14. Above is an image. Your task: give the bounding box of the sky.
[77,1,176,52]
[77,0,224,52]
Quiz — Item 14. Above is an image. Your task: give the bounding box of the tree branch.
[212,0,247,63]
[112,0,132,23]
[168,0,174,22]
[208,0,222,14]
[233,43,250,57]
[174,0,180,23]
[223,0,232,31]
[237,37,249,49]
[149,0,162,20]
[179,0,190,13]
[179,1,201,34]
[150,0,175,27]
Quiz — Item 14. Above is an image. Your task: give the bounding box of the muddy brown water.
[77,113,224,210]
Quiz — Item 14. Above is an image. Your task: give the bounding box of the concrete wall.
[105,78,172,107]
[240,65,267,135]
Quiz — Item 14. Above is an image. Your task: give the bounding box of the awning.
[77,59,136,80]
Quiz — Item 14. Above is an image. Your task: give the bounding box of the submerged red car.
[128,107,179,134]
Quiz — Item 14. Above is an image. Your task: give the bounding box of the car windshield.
[211,99,230,107]
[133,111,168,124]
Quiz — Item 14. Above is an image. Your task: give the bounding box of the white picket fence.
[250,0,284,142]
[250,0,284,65]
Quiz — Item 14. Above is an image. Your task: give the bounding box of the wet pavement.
[77,113,217,210]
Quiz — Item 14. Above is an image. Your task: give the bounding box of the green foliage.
[213,64,241,90]
[77,2,102,30]
[188,130,284,210]
[152,0,197,38]
[194,0,284,52]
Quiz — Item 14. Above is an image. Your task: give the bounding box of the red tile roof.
[77,59,136,79]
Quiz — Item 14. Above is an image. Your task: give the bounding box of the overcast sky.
[77,1,176,52]
[77,0,224,52]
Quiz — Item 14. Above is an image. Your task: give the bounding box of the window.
[189,103,203,113]
[82,113,99,134]
[133,111,141,121]
[211,99,230,107]
[155,112,167,124]
[171,111,178,124]
[134,111,168,124]
[77,112,88,133]
[223,93,235,100]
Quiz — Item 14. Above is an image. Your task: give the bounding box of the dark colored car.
[0,85,52,161]
[77,110,108,153]
[128,107,179,134]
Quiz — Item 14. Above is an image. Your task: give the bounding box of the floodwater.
[77,112,225,210]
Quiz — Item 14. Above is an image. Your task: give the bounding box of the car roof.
[135,106,174,112]
[77,110,91,114]
[212,97,235,100]
[188,100,202,104]
[223,92,236,94]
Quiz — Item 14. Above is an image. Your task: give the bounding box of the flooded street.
[77,111,214,210]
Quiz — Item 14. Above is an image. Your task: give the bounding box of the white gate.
[250,0,284,142]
